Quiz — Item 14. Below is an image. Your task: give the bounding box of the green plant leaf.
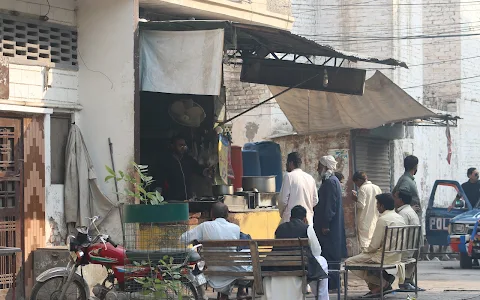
[133,261,140,266]
[105,165,115,176]
[104,175,114,182]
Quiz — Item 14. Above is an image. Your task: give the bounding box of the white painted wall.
[76,0,136,244]
[279,0,480,215]
[0,0,76,26]
[7,64,79,109]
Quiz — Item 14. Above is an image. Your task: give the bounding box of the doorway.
[0,117,23,297]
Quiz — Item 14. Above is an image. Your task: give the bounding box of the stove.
[236,192,278,209]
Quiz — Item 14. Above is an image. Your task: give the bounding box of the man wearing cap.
[314,155,347,292]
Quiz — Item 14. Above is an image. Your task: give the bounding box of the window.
[0,14,78,70]
[50,115,71,184]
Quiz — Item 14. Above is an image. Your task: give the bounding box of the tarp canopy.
[270,71,437,134]
[140,21,408,68]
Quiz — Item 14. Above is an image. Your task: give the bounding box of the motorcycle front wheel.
[30,274,88,300]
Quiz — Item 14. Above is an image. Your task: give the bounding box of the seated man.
[180,202,250,300]
[262,205,329,300]
[394,189,424,291]
[345,193,406,297]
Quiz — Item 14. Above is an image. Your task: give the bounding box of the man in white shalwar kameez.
[180,203,250,300]
[345,193,406,297]
[279,152,319,225]
[352,171,382,252]
[262,206,329,300]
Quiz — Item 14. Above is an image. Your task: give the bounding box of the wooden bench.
[199,238,320,299]
[344,225,422,300]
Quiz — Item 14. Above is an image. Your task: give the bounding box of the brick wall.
[422,0,461,112]
[273,131,360,255]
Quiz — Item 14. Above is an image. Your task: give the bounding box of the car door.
[425,180,472,246]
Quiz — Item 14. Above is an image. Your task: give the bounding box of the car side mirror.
[454,199,465,209]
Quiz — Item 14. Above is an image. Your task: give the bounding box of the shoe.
[399,283,426,292]
[386,274,395,285]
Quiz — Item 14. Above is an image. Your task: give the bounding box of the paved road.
[205,261,480,299]
[343,261,480,300]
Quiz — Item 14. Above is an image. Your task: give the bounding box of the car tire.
[460,252,473,269]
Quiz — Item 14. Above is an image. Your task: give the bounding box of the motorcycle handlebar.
[107,237,118,248]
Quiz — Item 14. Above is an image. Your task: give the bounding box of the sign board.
[0,58,8,99]
[218,134,229,184]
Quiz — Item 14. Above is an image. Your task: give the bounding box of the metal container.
[223,195,248,212]
[212,185,234,196]
[242,176,276,193]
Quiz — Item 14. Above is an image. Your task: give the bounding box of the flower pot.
[123,203,189,224]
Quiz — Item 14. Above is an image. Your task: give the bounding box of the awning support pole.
[219,73,322,125]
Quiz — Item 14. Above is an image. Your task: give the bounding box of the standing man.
[352,171,382,252]
[394,190,424,291]
[160,136,211,201]
[392,155,421,219]
[279,152,319,225]
[314,155,346,292]
[345,193,406,297]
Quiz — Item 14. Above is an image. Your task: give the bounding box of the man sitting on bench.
[345,193,406,297]
[263,205,329,300]
[180,202,250,300]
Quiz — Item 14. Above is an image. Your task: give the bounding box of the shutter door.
[354,137,392,193]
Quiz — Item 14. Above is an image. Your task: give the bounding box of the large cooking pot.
[212,185,234,196]
[242,176,276,193]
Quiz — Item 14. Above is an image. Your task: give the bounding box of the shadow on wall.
[245,122,259,142]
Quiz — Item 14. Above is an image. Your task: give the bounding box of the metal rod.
[108,138,125,238]
[220,72,322,125]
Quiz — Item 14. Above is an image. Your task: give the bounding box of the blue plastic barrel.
[250,141,284,192]
[242,150,261,176]
[243,143,256,151]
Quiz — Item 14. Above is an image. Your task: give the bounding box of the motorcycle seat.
[126,249,200,263]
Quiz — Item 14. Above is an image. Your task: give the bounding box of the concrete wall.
[76,0,136,244]
[0,0,76,26]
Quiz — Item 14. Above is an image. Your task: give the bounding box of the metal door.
[426,180,471,246]
[354,137,392,192]
[0,118,22,295]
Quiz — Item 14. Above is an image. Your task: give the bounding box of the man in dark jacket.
[160,136,210,200]
[271,205,329,299]
[314,155,347,292]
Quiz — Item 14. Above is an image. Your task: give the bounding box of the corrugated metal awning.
[270,71,438,134]
[139,20,408,68]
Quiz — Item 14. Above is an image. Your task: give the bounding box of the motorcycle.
[31,216,207,300]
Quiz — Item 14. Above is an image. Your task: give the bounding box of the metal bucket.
[242,176,276,193]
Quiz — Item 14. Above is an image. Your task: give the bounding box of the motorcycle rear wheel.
[30,275,88,300]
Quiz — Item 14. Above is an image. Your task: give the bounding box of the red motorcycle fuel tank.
[87,242,127,282]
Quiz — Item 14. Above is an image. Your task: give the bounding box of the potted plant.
[105,162,189,224]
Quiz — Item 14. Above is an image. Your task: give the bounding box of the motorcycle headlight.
[453,224,467,234]
[197,260,205,271]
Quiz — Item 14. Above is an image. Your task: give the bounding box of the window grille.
[0,14,78,70]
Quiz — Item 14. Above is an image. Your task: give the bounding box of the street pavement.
[342,260,480,300]
[204,261,480,300]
